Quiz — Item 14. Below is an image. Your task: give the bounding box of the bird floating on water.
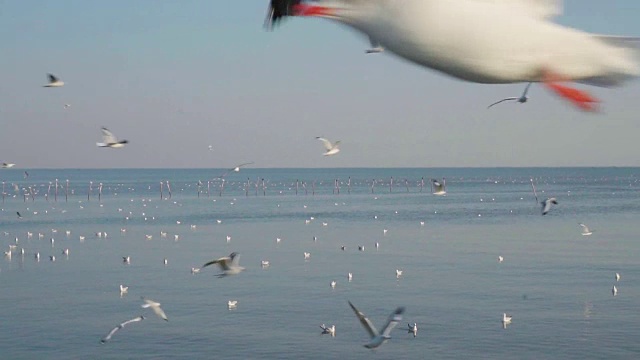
[320,324,336,336]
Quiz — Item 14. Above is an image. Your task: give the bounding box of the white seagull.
[201,252,245,277]
[1,163,16,169]
[488,82,533,108]
[579,223,593,236]
[502,313,513,325]
[265,0,640,111]
[431,178,446,196]
[348,301,405,349]
[43,73,64,87]
[320,324,336,336]
[100,315,145,343]
[120,284,129,294]
[97,127,129,148]
[228,300,238,308]
[612,285,618,296]
[408,323,418,337]
[141,297,169,321]
[615,272,621,282]
[531,178,557,215]
[304,252,311,260]
[315,137,340,156]
[498,255,504,263]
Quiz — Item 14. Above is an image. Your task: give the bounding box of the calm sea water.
[0,168,639,359]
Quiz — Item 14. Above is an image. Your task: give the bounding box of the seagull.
[216,162,255,178]
[97,127,129,148]
[612,285,618,296]
[1,163,15,169]
[123,256,131,264]
[100,315,145,343]
[330,280,337,288]
[487,82,533,108]
[63,104,71,109]
[408,323,418,337]
[498,256,504,263]
[347,301,405,349]
[579,223,593,236]
[315,137,340,156]
[320,324,336,336]
[141,297,168,321]
[503,313,513,325]
[261,260,270,267]
[16,212,22,219]
[191,267,201,274]
[396,269,403,278]
[348,272,353,282]
[304,252,311,260]
[431,178,446,196]
[43,73,64,87]
[228,300,238,308]
[208,145,213,151]
[616,272,621,282]
[120,285,129,294]
[531,179,558,215]
[201,252,245,277]
[265,1,640,111]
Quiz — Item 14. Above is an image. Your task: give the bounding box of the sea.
[0,168,639,359]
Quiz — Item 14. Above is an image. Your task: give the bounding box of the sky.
[1,0,640,168]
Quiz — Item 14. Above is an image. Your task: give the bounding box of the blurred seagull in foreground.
[44,73,64,87]
[141,297,168,321]
[348,301,405,349]
[316,137,340,156]
[1,163,16,169]
[100,315,144,343]
[97,127,129,148]
[488,82,532,108]
[201,252,245,277]
[431,178,446,196]
[579,223,593,236]
[531,178,557,215]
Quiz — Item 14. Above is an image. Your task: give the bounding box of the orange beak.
[293,4,336,17]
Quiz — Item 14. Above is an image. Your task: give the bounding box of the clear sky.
[1,0,640,168]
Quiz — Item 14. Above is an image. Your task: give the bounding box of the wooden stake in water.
[405,179,409,192]
[262,178,266,196]
[47,182,52,202]
[160,181,164,200]
[206,180,210,197]
[348,177,351,194]
[197,181,201,198]
[88,181,93,201]
[246,178,250,197]
[65,179,69,202]
[55,179,59,202]
[296,179,299,195]
[1,181,4,203]
[303,181,307,195]
[98,183,103,202]
[219,179,225,197]
[371,179,375,194]
[420,177,424,192]
[166,180,172,199]
[389,177,393,193]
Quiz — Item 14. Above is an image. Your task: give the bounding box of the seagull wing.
[579,223,590,232]
[332,140,341,149]
[151,304,168,321]
[380,307,405,337]
[101,127,118,144]
[316,137,334,151]
[229,252,241,267]
[348,301,378,338]
[232,162,254,170]
[48,73,58,83]
[530,178,539,204]
[101,315,144,343]
[487,97,518,108]
[542,199,552,215]
[202,256,230,270]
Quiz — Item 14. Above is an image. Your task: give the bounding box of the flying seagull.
[97,127,129,148]
[531,178,557,215]
[263,1,640,111]
[348,300,405,349]
[316,137,340,156]
[488,82,533,108]
[141,297,168,321]
[1,163,15,169]
[431,178,446,196]
[579,223,593,236]
[201,252,245,277]
[44,73,64,87]
[216,162,254,179]
[100,315,145,343]
[16,212,22,219]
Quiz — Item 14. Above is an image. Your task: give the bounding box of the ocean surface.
[0,168,639,359]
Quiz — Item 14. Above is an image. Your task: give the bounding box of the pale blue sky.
[1,0,639,168]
